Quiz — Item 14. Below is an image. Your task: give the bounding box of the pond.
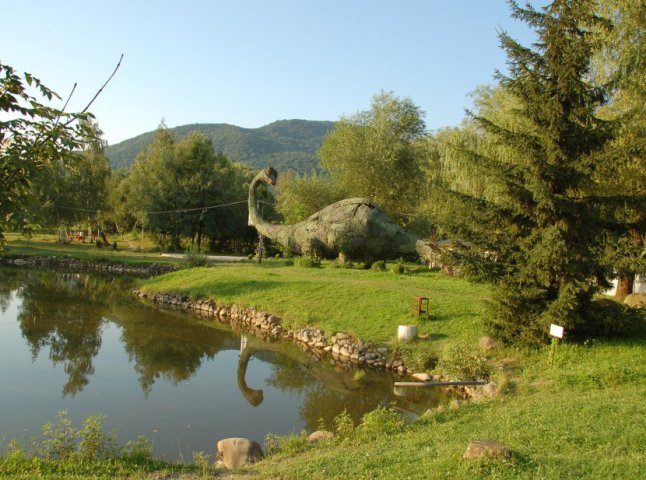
[0,266,449,460]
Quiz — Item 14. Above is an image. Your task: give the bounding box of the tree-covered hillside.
[105,119,335,174]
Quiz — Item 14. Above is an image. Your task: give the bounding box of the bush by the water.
[436,342,491,381]
[0,411,203,478]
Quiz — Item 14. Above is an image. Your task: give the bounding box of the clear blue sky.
[4,0,548,146]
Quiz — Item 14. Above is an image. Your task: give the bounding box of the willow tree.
[591,0,646,301]
[318,91,427,224]
[438,0,617,344]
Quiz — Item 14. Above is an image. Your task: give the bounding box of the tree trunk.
[615,274,634,302]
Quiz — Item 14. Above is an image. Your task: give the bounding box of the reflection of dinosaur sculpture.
[237,346,264,407]
[248,167,440,262]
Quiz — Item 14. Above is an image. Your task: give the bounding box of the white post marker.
[550,324,564,339]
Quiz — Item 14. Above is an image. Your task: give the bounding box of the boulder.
[216,437,263,468]
[307,430,334,443]
[411,372,432,382]
[482,381,497,398]
[624,293,646,308]
[463,439,511,460]
[479,336,497,351]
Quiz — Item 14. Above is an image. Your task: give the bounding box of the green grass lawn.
[138,259,491,354]
[2,235,644,479]
[2,232,181,266]
[246,335,646,479]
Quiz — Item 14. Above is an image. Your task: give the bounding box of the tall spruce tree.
[438,0,615,344]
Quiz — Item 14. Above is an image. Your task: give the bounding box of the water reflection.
[0,266,451,450]
[238,343,265,406]
[110,303,234,396]
[13,270,108,396]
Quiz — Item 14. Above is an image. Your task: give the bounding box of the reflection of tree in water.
[7,269,124,397]
[0,268,23,313]
[111,305,236,395]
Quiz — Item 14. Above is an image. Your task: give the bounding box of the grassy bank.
[2,235,645,478]
[138,260,490,355]
[1,232,181,266]
[248,335,646,479]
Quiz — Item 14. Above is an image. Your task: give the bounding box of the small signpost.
[550,324,564,339]
[549,323,564,366]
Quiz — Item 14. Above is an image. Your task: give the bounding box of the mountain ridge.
[105,119,335,174]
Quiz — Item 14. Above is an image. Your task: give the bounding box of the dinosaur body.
[248,167,438,262]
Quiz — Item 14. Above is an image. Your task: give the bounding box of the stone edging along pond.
[136,290,435,381]
[1,255,178,277]
[2,255,492,397]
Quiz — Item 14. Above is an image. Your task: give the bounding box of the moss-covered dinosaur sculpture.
[248,167,439,262]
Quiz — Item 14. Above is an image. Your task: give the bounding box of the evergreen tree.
[438,0,615,344]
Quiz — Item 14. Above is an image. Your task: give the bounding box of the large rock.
[479,336,497,351]
[216,437,263,468]
[307,430,334,443]
[463,439,511,460]
[624,293,646,308]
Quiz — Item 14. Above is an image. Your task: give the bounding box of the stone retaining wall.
[137,290,416,375]
[1,255,177,277]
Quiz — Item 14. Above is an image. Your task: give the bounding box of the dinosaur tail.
[415,239,441,265]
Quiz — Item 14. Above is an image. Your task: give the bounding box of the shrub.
[77,415,117,461]
[293,255,321,268]
[571,298,645,339]
[397,345,438,372]
[436,342,491,381]
[192,451,211,474]
[356,407,406,441]
[263,431,309,457]
[184,247,207,268]
[122,435,153,464]
[390,257,406,274]
[40,411,75,461]
[332,410,354,441]
[371,260,386,272]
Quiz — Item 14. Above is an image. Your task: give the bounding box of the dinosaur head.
[262,166,278,186]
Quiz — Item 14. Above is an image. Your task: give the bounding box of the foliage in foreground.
[0,411,205,479]
[251,334,646,480]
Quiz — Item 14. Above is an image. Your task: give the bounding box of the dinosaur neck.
[248,172,285,240]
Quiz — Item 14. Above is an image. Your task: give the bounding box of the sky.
[4,0,549,146]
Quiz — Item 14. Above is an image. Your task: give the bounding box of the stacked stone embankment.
[2,255,177,277]
[138,291,410,374]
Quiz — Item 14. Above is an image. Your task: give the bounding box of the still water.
[0,267,447,459]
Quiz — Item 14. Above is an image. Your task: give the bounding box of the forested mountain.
[105,119,335,174]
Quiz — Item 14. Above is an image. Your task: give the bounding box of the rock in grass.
[216,437,263,468]
[479,336,497,350]
[463,439,511,460]
[624,293,646,308]
[307,430,334,443]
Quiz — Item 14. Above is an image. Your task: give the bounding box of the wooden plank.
[394,380,487,387]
